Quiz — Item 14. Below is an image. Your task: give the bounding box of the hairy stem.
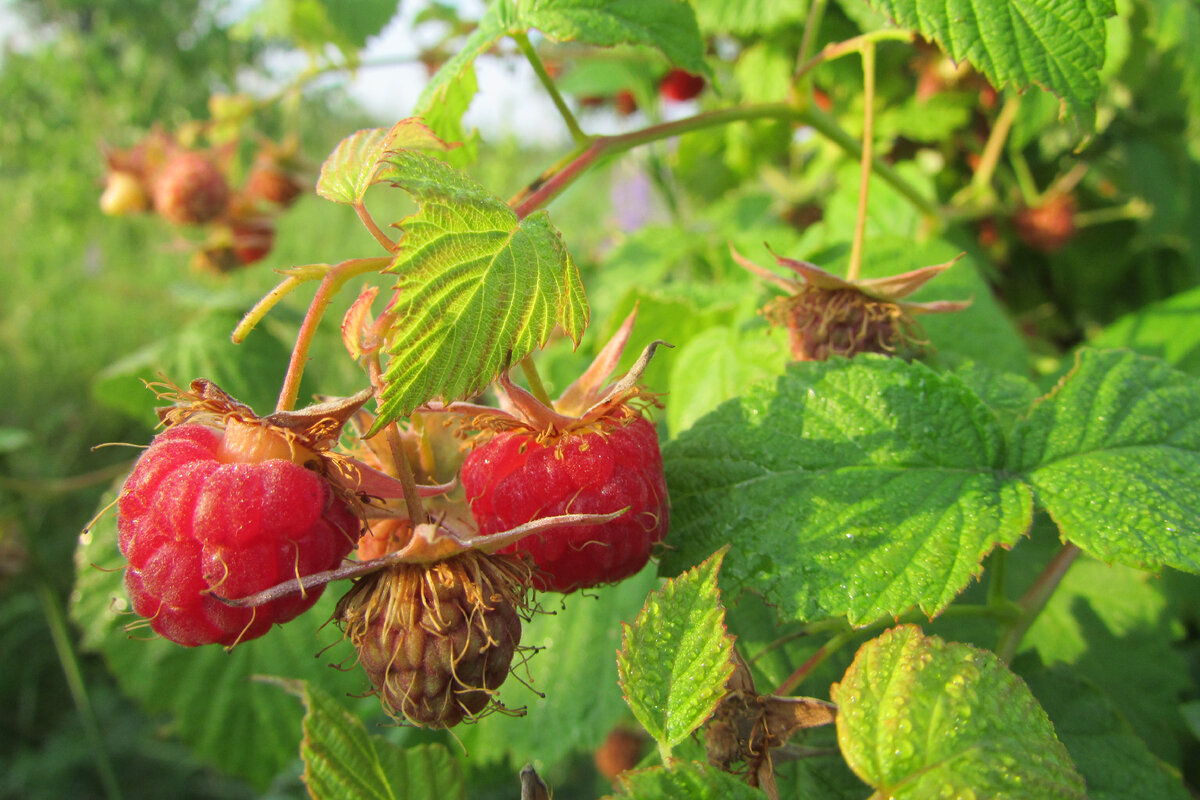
[355,199,398,252]
[385,422,428,526]
[996,542,1081,663]
[519,355,554,406]
[847,41,876,282]
[515,32,587,145]
[275,257,391,412]
[233,265,329,344]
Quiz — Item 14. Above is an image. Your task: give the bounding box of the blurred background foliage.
[3,0,1200,796]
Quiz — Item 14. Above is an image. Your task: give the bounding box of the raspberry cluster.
[117,423,358,647]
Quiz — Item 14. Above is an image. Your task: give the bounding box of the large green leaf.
[293,681,464,800]
[1020,662,1191,799]
[70,491,363,789]
[1088,284,1200,376]
[832,625,1086,799]
[610,760,766,799]
[517,0,708,74]
[864,0,1117,124]
[1010,349,1200,573]
[453,568,659,766]
[660,355,1032,625]
[691,0,809,36]
[375,149,588,424]
[617,549,734,757]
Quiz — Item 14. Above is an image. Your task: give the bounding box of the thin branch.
[996,543,1081,663]
[515,31,587,145]
[795,29,914,85]
[847,41,876,282]
[511,103,940,221]
[275,257,391,412]
[355,199,398,252]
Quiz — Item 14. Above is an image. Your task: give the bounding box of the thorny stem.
[275,257,391,412]
[847,41,876,282]
[355,199,398,252]
[512,103,940,221]
[996,542,1081,663]
[516,32,587,145]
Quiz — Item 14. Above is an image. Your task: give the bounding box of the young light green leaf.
[832,625,1086,799]
[864,0,1116,125]
[1020,662,1192,800]
[1010,349,1200,573]
[70,490,363,790]
[375,150,587,424]
[617,548,735,757]
[517,0,709,75]
[661,356,1033,625]
[611,760,767,799]
[316,119,455,205]
[291,680,464,800]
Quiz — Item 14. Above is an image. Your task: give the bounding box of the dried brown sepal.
[706,649,837,800]
[335,550,531,728]
[732,244,971,362]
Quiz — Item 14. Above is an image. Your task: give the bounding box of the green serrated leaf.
[1088,284,1200,376]
[661,356,1032,625]
[666,325,788,437]
[375,150,587,423]
[617,548,735,756]
[612,760,767,799]
[518,0,709,75]
[91,312,296,422]
[691,0,809,36]
[832,625,1086,799]
[454,567,659,765]
[1021,552,1190,764]
[70,490,364,789]
[413,15,503,163]
[317,119,455,205]
[1010,349,1200,573]
[294,681,464,800]
[864,0,1117,126]
[1020,662,1191,799]
[315,0,401,51]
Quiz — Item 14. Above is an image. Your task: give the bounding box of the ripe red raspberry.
[230,218,276,265]
[461,412,669,592]
[153,151,230,225]
[658,69,705,102]
[118,420,358,647]
[1013,193,1076,253]
[335,553,528,727]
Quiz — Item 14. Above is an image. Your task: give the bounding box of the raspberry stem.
[846,41,875,283]
[275,257,390,412]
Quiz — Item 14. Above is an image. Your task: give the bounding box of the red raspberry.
[245,162,303,208]
[230,218,276,265]
[658,69,706,102]
[117,421,358,646]
[153,151,230,225]
[461,413,669,593]
[1013,193,1077,253]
